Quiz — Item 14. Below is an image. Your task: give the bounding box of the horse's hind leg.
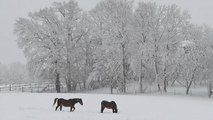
[60,105,62,111]
[55,105,59,111]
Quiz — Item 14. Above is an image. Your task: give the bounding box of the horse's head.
[111,101,118,113]
[77,98,83,105]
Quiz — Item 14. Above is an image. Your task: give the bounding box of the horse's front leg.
[55,105,59,111]
[113,108,116,113]
[101,107,105,113]
[70,107,75,112]
[60,105,62,111]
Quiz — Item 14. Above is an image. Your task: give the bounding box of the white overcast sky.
[0,0,213,65]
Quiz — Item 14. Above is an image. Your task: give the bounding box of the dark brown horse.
[101,100,118,113]
[53,98,83,112]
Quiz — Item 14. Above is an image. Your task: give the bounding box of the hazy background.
[0,0,212,65]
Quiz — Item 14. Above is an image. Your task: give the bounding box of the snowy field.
[0,93,213,120]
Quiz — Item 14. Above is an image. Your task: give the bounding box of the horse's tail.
[53,98,58,106]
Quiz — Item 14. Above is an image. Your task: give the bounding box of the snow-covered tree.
[13,0,213,94]
[14,0,89,92]
[90,0,134,93]
[134,2,191,92]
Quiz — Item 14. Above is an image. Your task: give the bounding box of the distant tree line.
[14,0,213,94]
[0,62,30,84]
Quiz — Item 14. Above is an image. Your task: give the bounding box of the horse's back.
[111,101,117,107]
[56,98,71,106]
[101,100,109,106]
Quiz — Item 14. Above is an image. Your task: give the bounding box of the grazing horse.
[101,100,118,113]
[53,98,83,112]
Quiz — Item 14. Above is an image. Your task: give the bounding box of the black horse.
[101,100,118,113]
[53,98,83,112]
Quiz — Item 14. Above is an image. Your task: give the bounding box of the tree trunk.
[110,77,113,94]
[55,60,61,93]
[139,59,143,93]
[72,81,77,91]
[66,33,72,92]
[66,77,72,92]
[163,67,167,92]
[154,42,161,92]
[155,59,161,91]
[66,61,72,92]
[186,80,193,95]
[186,67,197,95]
[84,44,90,89]
[122,44,126,93]
[163,78,167,93]
[83,81,86,89]
[208,81,212,98]
[55,72,61,93]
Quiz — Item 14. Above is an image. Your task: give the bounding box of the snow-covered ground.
[0,93,213,120]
